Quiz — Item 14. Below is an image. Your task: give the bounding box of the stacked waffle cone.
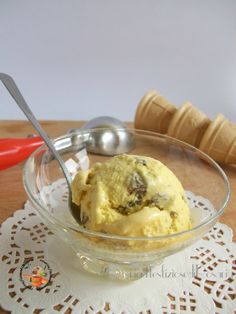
[134,90,236,164]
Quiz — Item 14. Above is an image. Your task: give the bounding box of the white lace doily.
[0,182,235,314]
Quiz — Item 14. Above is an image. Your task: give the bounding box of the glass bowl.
[23,128,230,280]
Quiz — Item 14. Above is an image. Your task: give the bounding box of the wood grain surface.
[0,120,235,314]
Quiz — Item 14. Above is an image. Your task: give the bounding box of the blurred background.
[0,0,235,122]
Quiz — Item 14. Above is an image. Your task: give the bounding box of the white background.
[0,0,236,123]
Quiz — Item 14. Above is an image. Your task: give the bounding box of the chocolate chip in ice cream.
[170,211,178,218]
[128,172,147,195]
[135,157,147,167]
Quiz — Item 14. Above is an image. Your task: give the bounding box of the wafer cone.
[134,90,177,134]
[167,102,211,147]
[199,114,236,164]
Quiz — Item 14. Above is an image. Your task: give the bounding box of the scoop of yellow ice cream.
[71,154,191,237]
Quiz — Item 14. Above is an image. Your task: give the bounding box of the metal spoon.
[0,73,80,222]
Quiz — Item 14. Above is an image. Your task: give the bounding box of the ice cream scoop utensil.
[70,116,133,156]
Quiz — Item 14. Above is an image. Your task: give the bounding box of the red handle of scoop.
[0,137,44,170]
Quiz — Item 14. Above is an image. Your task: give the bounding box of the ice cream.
[71,154,191,237]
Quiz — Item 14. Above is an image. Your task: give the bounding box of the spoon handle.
[0,73,72,184]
